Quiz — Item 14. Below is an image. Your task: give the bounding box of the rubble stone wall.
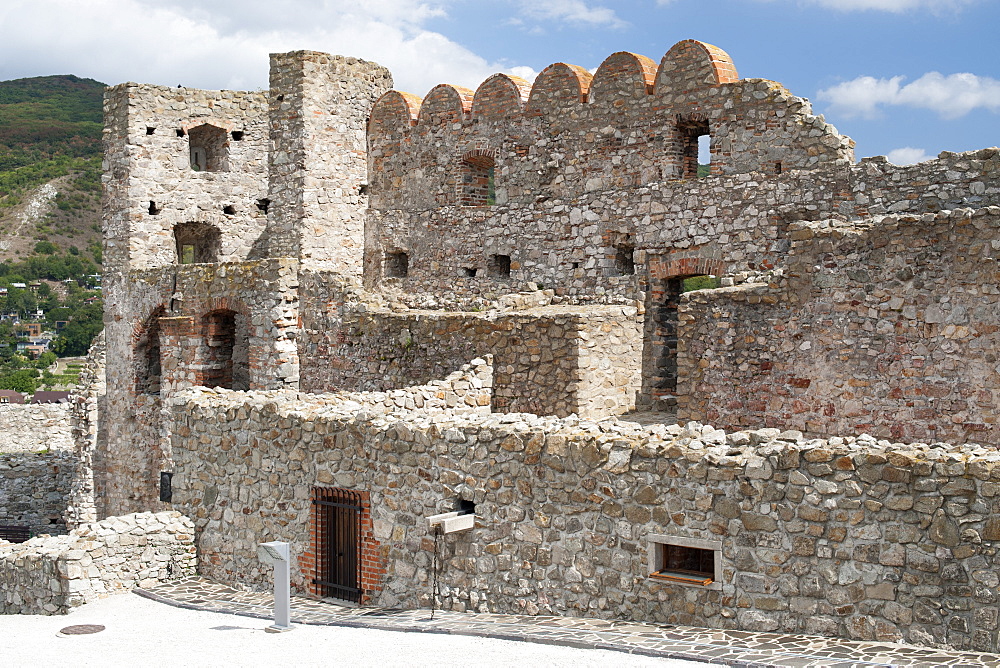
[0,511,196,615]
[298,273,642,418]
[99,259,300,517]
[0,450,74,536]
[102,84,269,272]
[0,404,75,536]
[170,388,1000,653]
[0,404,73,453]
[267,52,392,272]
[678,206,1000,445]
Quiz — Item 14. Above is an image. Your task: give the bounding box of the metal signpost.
[257,541,293,633]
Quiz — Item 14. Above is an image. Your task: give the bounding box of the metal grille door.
[313,488,363,603]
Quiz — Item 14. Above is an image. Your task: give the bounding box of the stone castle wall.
[0,511,195,614]
[169,384,1000,653]
[0,403,75,536]
[0,450,74,536]
[102,84,269,272]
[298,271,642,418]
[678,206,1000,445]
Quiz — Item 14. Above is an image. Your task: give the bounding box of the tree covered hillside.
[0,75,105,264]
[0,74,106,389]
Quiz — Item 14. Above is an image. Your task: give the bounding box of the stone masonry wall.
[102,84,268,272]
[678,206,1000,445]
[0,511,195,614]
[0,404,72,453]
[0,403,75,536]
[170,387,1000,653]
[99,259,300,517]
[298,271,642,418]
[0,450,74,536]
[267,52,392,273]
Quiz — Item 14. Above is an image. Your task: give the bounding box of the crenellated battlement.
[367,40,853,211]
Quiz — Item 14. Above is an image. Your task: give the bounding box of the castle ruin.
[6,40,1000,652]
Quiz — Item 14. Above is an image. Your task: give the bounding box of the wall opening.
[309,487,382,605]
[145,127,155,136]
[460,154,496,206]
[222,205,236,215]
[462,267,477,278]
[677,119,710,179]
[148,201,161,215]
[187,123,229,172]
[230,130,244,141]
[386,251,409,278]
[488,254,511,279]
[135,310,163,395]
[198,309,249,390]
[642,273,719,412]
[256,198,271,214]
[647,535,721,589]
[614,244,635,276]
[174,222,221,264]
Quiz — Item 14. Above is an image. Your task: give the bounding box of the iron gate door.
[313,488,363,603]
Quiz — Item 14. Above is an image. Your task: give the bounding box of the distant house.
[0,390,25,404]
[0,288,7,296]
[31,391,71,404]
[10,282,26,289]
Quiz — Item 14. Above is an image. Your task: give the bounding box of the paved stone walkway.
[136,578,999,667]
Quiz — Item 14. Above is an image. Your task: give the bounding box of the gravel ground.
[1,594,710,667]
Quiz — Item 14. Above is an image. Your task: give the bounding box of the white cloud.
[886,147,934,164]
[0,0,533,97]
[515,0,627,29]
[817,72,1000,119]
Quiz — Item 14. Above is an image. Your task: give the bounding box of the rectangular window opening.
[488,254,511,279]
[462,267,477,278]
[678,119,710,179]
[386,251,409,278]
[647,535,721,589]
[615,245,635,276]
[148,201,161,215]
[146,127,156,136]
[231,130,244,141]
[180,244,196,265]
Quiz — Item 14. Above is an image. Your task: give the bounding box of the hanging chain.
[431,527,440,620]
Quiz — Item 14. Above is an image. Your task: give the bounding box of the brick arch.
[417,84,473,127]
[525,63,593,118]
[649,255,726,281]
[132,306,166,396]
[369,91,422,135]
[655,39,739,96]
[588,52,657,105]
[194,299,253,391]
[471,74,531,122]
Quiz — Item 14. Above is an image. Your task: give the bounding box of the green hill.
[0,75,105,264]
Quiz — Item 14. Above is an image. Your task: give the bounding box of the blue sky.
[0,0,996,164]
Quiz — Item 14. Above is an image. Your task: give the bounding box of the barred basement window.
[647,534,721,589]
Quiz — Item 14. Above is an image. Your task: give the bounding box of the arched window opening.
[188,123,229,172]
[174,222,221,264]
[460,152,496,206]
[135,310,163,395]
[199,309,250,391]
[677,119,710,179]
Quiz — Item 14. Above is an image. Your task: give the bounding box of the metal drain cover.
[59,624,105,636]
